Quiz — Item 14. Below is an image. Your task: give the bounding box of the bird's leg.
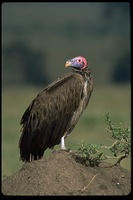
[52,136,67,154]
[60,136,67,150]
[60,136,72,152]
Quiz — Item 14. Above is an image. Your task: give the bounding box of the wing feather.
[19,72,84,162]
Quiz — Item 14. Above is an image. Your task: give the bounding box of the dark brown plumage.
[19,56,93,162]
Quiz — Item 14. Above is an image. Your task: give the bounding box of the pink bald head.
[65,56,88,70]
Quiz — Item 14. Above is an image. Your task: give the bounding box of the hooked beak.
[65,61,72,68]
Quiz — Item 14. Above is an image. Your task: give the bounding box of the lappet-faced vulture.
[19,56,93,162]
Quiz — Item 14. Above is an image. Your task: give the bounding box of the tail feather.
[19,128,44,162]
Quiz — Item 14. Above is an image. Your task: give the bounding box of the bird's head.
[65,56,88,70]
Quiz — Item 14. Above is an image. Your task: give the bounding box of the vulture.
[19,56,93,162]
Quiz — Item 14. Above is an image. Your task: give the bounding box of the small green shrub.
[77,113,131,166]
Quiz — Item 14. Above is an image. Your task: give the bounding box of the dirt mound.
[2,150,131,196]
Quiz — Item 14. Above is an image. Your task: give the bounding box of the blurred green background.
[2,3,131,178]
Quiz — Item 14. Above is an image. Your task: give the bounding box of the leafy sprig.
[77,113,131,166]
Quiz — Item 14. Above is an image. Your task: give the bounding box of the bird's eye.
[77,59,81,62]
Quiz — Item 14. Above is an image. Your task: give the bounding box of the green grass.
[2,84,131,178]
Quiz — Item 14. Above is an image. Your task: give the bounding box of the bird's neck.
[73,67,93,85]
[73,67,91,77]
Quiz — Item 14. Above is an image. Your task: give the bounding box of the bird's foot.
[52,148,72,154]
[60,148,72,153]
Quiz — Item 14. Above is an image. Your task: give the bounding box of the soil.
[2,150,131,196]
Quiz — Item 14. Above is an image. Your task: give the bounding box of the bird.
[19,56,93,162]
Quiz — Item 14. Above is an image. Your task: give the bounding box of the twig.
[104,154,128,159]
[101,139,118,149]
[114,154,129,166]
[80,174,97,194]
[105,128,112,133]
